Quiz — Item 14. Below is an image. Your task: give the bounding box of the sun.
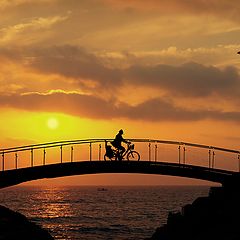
[47,118,59,130]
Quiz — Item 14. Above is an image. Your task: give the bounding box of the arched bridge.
[0,139,240,188]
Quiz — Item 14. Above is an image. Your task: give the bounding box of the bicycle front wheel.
[127,151,140,161]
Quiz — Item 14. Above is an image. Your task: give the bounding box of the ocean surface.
[0,185,210,240]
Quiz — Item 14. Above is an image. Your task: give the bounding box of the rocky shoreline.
[0,205,53,240]
[147,186,240,240]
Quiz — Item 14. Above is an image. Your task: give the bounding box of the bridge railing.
[0,139,239,173]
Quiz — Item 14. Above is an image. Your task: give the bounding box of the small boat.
[97,188,108,191]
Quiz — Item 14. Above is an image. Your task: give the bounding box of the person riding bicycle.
[111,129,130,159]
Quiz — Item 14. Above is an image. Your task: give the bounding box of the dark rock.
[147,186,240,240]
[0,205,54,240]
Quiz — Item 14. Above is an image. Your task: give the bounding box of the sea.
[0,185,211,240]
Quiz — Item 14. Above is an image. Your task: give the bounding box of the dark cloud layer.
[28,45,122,88]
[1,44,240,102]
[23,45,240,99]
[126,62,240,97]
[0,92,239,122]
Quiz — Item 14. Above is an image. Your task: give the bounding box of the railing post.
[155,144,157,162]
[148,142,151,161]
[71,146,74,162]
[183,146,186,165]
[60,145,63,163]
[178,145,181,164]
[212,150,215,168]
[208,149,211,168]
[238,154,240,172]
[15,152,18,169]
[31,148,33,167]
[99,144,101,161]
[2,151,4,171]
[43,148,46,165]
[89,143,92,161]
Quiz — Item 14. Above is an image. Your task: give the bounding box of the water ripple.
[0,186,210,240]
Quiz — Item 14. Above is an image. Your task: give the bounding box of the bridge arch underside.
[0,161,239,189]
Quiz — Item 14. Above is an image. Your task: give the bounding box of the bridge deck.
[0,161,239,189]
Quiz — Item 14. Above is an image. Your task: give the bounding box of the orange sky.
[0,0,240,186]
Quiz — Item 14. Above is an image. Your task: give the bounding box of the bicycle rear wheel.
[127,151,140,161]
[104,154,114,161]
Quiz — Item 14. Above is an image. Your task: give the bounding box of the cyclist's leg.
[115,148,120,160]
[121,146,125,154]
[119,146,125,160]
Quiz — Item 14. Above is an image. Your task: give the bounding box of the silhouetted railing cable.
[128,139,240,154]
[0,138,239,154]
[0,139,113,154]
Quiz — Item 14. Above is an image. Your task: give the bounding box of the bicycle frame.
[104,141,139,161]
[116,143,133,159]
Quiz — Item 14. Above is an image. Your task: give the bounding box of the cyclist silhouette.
[104,131,140,161]
[111,129,129,158]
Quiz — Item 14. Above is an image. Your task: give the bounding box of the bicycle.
[104,141,140,161]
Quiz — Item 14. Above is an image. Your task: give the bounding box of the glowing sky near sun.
[0,0,240,185]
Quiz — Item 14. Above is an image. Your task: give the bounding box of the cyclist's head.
[119,129,123,134]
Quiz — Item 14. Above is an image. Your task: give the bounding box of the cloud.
[0,92,118,119]
[0,0,54,10]
[23,45,240,97]
[103,0,240,21]
[0,0,31,9]
[27,45,123,88]
[0,15,69,46]
[126,62,240,98]
[0,91,240,122]
[122,45,240,66]
[29,46,240,99]
[1,0,239,53]
[1,44,240,102]
[123,98,240,122]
